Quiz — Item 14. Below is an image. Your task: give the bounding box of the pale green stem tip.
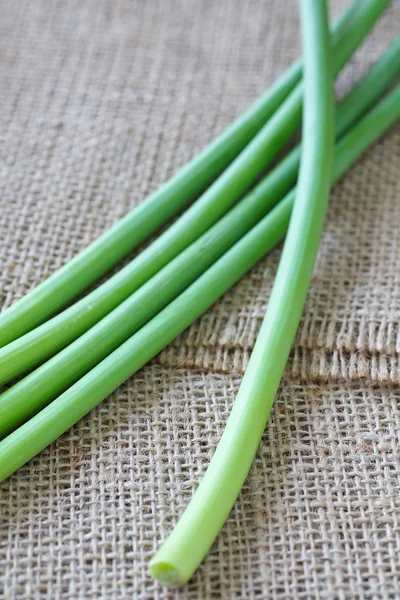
[148,561,181,585]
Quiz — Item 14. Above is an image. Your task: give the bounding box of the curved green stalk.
[334,34,400,134]
[0,21,396,388]
[0,36,399,431]
[0,173,291,434]
[0,1,365,347]
[0,83,398,500]
[149,0,335,583]
[1,72,300,348]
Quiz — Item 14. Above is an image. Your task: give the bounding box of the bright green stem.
[0,72,300,347]
[0,174,290,434]
[0,36,399,431]
[0,25,396,388]
[0,83,398,503]
[334,34,400,134]
[0,1,362,347]
[150,0,336,583]
[0,0,389,356]
[330,0,391,71]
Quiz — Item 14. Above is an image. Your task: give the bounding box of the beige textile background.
[0,1,400,598]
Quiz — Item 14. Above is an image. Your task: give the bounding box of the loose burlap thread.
[0,1,400,598]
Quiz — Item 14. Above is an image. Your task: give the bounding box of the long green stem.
[0,83,398,493]
[1,74,299,348]
[0,36,399,431]
[0,1,364,347]
[333,34,400,134]
[149,0,335,583]
[0,18,395,388]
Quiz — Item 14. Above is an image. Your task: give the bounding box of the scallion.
[0,82,398,488]
[0,35,399,432]
[0,3,393,385]
[149,0,335,583]
[1,0,386,346]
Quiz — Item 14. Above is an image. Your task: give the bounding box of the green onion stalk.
[0,1,394,386]
[0,60,300,347]
[149,0,335,583]
[0,81,398,514]
[0,0,390,353]
[0,35,399,434]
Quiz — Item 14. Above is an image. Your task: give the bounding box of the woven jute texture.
[0,1,400,598]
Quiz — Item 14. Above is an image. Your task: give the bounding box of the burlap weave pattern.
[0,1,399,598]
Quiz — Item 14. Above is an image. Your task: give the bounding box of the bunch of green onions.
[0,0,399,586]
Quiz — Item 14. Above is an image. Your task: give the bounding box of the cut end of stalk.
[148,560,181,585]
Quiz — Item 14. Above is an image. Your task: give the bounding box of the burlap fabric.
[1,1,399,598]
